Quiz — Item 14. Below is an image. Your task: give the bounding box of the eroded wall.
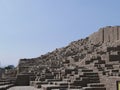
[89,26,120,44]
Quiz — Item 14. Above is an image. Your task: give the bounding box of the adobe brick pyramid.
[17,26,120,90]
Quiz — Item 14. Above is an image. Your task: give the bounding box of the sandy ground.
[8,86,41,90]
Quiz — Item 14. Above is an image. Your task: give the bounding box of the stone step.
[80,77,100,81]
[46,79,62,82]
[69,85,82,89]
[88,80,100,83]
[87,83,105,87]
[73,80,87,87]
[81,69,93,72]
[0,84,14,90]
[41,84,68,90]
[83,72,99,77]
[83,87,106,90]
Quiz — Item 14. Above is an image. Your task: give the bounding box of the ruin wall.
[89,26,120,44]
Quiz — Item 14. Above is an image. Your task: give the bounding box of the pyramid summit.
[89,26,120,44]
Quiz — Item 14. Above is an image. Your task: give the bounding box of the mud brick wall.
[89,26,120,44]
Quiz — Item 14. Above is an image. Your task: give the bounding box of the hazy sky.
[0,0,120,66]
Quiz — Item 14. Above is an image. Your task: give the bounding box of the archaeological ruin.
[1,26,120,90]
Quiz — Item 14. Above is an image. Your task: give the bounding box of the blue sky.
[0,0,120,66]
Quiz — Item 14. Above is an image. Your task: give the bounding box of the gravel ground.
[8,86,41,90]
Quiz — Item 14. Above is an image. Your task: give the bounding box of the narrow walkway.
[8,86,41,90]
